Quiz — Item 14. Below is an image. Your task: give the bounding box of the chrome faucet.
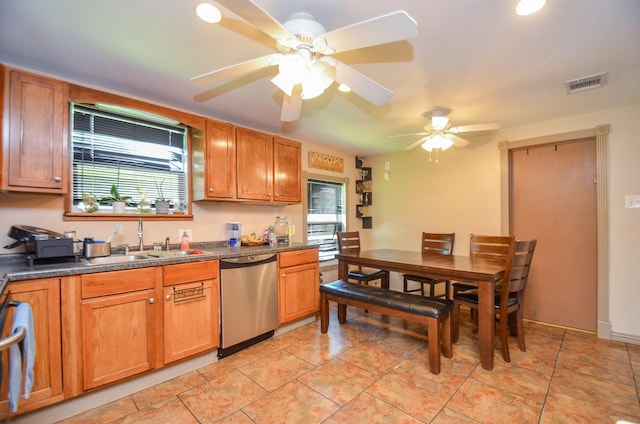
[165,236,171,252]
[137,218,144,251]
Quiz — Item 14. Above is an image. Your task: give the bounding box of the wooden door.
[0,278,63,415]
[163,279,218,364]
[6,70,68,192]
[273,136,302,203]
[510,138,597,331]
[81,289,157,389]
[204,120,236,199]
[236,127,273,201]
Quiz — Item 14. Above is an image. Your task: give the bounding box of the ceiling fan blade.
[387,131,429,138]
[190,54,281,88]
[214,0,295,44]
[448,122,501,133]
[335,61,393,106]
[402,137,428,152]
[322,11,417,54]
[281,93,302,122]
[448,134,471,148]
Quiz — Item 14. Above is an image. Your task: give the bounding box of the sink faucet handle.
[165,236,171,252]
[117,244,130,255]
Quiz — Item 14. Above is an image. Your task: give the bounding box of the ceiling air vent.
[566,72,606,94]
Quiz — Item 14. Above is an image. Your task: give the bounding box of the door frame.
[499,124,610,339]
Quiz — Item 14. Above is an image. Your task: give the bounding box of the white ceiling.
[1,0,639,155]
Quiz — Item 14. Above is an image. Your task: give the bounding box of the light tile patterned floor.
[58,306,640,423]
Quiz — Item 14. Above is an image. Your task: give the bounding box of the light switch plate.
[625,195,640,208]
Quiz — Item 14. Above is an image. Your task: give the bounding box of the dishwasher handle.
[220,253,277,269]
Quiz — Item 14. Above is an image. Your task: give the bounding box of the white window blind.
[71,104,187,210]
[307,179,346,261]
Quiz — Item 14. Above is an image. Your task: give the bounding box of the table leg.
[477,280,495,370]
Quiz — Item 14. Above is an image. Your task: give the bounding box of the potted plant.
[100,166,131,213]
[154,179,171,214]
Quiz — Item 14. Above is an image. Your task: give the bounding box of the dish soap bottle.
[180,231,190,250]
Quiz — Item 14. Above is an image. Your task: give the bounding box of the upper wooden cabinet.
[273,136,302,203]
[2,69,68,193]
[192,120,236,201]
[236,127,274,202]
[194,122,301,204]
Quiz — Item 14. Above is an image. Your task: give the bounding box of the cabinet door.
[236,127,273,201]
[204,120,236,199]
[163,279,219,364]
[273,137,301,203]
[6,70,68,192]
[279,262,320,324]
[81,289,157,390]
[0,278,63,415]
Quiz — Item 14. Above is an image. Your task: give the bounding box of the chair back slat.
[337,231,362,255]
[501,239,537,305]
[470,234,514,264]
[421,233,455,256]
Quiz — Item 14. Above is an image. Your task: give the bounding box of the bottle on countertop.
[180,231,190,250]
[268,225,275,247]
[273,216,290,244]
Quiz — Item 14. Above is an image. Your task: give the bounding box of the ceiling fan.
[190,1,417,122]
[389,108,500,159]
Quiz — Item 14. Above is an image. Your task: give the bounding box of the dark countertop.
[0,242,320,291]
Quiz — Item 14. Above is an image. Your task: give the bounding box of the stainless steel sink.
[146,250,202,258]
[82,254,155,266]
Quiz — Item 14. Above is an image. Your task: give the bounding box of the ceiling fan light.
[431,115,449,131]
[271,73,296,96]
[338,84,351,93]
[196,3,221,24]
[438,135,454,151]
[516,0,546,16]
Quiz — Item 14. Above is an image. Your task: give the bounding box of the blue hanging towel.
[8,303,36,413]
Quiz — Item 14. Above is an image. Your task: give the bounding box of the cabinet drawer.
[279,249,319,268]
[81,267,158,299]
[163,260,219,286]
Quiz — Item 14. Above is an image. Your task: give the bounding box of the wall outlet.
[178,228,193,241]
[625,195,640,209]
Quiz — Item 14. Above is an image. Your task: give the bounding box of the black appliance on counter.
[4,225,76,267]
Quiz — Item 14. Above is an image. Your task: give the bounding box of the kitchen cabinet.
[236,127,274,202]
[192,120,236,201]
[2,69,68,193]
[0,277,63,416]
[163,260,219,364]
[273,136,302,203]
[79,267,162,390]
[278,248,320,324]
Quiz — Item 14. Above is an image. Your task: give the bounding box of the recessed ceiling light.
[196,3,222,24]
[516,0,546,16]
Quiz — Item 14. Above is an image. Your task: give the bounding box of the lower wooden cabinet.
[79,267,161,390]
[278,249,320,324]
[163,261,219,364]
[0,277,64,415]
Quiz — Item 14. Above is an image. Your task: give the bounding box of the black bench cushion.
[321,279,452,319]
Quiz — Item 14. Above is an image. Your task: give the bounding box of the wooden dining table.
[336,249,506,370]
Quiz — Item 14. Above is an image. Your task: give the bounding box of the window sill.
[64,212,193,221]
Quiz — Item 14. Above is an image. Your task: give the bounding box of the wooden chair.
[451,234,514,296]
[337,231,389,288]
[402,232,455,298]
[452,239,537,362]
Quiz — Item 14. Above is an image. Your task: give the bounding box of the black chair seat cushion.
[453,290,518,309]
[321,279,452,319]
[348,267,386,279]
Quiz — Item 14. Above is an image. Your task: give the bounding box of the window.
[306,177,347,261]
[71,104,188,213]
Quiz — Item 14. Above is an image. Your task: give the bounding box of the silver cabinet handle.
[281,273,286,278]
[166,295,171,301]
[54,176,62,182]
[149,297,155,304]
[208,188,214,192]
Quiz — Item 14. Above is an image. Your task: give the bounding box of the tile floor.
[58,306,640,423]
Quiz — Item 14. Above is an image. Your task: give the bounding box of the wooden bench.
[320,279,453,374]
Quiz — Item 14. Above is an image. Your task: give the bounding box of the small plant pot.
[155,200,171,214]
[112,201,127,214]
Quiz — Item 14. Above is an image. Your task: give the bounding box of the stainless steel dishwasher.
[218,253,278,358]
